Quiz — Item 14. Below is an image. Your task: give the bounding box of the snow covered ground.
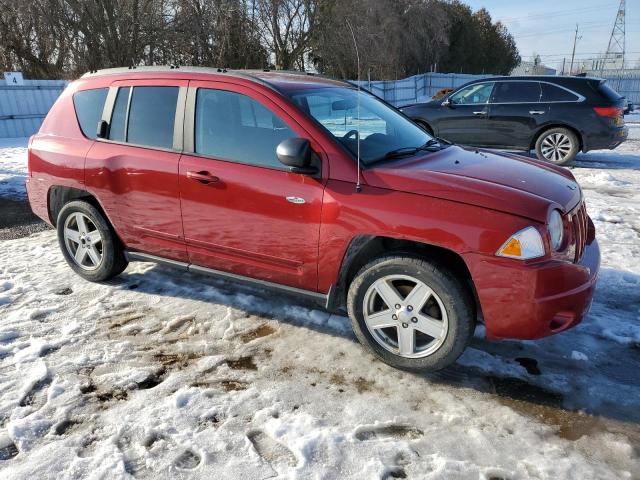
[1,125,639,479]
[0,138,29,199]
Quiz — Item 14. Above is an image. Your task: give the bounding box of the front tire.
[347,256,475,372]
[535,127,579,165]
[56,200,128,282]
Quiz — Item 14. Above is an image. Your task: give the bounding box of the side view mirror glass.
[276,138,318,175]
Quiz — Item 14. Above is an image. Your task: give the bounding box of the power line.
[495,3,619,23]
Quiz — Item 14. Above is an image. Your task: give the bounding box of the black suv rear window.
[73,88,108,139]
[540,83,579,102]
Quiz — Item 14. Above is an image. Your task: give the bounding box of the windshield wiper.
[371,139,443,163]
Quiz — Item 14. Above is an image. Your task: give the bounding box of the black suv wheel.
[535,127,579,165]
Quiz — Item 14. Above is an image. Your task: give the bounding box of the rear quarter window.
[492,82,541,103]
[540,83,580,102]
[73,88,108,139]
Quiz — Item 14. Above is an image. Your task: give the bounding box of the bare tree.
[250,0,317,70]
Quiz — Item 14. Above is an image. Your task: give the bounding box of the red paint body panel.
[464,237,599,339]
[85,142,187,261]
[180,153,325,290]
[26,69,601,343]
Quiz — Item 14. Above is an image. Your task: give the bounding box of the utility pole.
[561,58,566,76]
[569,24,579,75]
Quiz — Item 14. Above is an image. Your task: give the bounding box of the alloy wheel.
[363,274,449,358]
[63,212,104,271]
[540,133,572,162]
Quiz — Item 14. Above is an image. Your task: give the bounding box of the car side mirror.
[276,138,318,175]
[442,98,453,108]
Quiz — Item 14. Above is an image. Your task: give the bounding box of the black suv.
[400,76,628,165]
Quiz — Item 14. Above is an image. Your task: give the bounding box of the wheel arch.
[530,124,584,152]
[47,186,118,239]
[327,235,480,316]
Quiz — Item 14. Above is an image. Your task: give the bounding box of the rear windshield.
[598,82,623,102]
[73,88,108,139]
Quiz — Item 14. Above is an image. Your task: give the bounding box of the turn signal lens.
[500,238,522,257]
[496,226,545,260]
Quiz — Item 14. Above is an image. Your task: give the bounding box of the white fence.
[1,71,639,138]
[354,71,640,107]
[0,79,68,138]
[353,73,494,106]
[598,72,640,105]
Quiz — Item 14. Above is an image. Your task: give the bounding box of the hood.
[362,146,581,222]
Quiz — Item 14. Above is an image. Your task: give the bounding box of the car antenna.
[346,19,362,193]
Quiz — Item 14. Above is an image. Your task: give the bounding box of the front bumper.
[464,237,600,340]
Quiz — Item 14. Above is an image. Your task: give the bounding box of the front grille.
[569,202,588,262]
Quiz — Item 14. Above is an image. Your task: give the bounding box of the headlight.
[496,226,545,260]
[548,209,564,251]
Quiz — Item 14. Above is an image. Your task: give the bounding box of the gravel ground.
[0,197,50,241]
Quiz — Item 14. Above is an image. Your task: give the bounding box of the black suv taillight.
[593,106,623,118]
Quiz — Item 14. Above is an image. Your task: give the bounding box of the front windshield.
[288,87,434,165]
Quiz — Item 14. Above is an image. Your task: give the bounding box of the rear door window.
[126,86,179,149]
[540,83,580,102]
[73,88,108,139]
[492,81,541,103]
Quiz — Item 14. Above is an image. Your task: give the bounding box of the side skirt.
[124,251,330,308]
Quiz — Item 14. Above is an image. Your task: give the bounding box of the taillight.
[593,106,622,118]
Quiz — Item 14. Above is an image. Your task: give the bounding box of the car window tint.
[450,83,494,105]
[126,86,178,149]
[541,83,580,102]
[73,88,108,139]
[492,82,541,103]
[109,87,130,142]
[195,89,296,169]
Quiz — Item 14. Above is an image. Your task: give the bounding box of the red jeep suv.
[26,67,600,371]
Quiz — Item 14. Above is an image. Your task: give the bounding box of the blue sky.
[465,0,640,71]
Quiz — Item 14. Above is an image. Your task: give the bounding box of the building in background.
[510,60,557,76]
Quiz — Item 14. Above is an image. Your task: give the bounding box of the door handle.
[472,111,487,115]
[186,170,219,184]
[529,110,546,115]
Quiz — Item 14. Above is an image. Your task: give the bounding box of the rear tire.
[56,200,128,282]
[535,127,579,165]
[347,256,475,372]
